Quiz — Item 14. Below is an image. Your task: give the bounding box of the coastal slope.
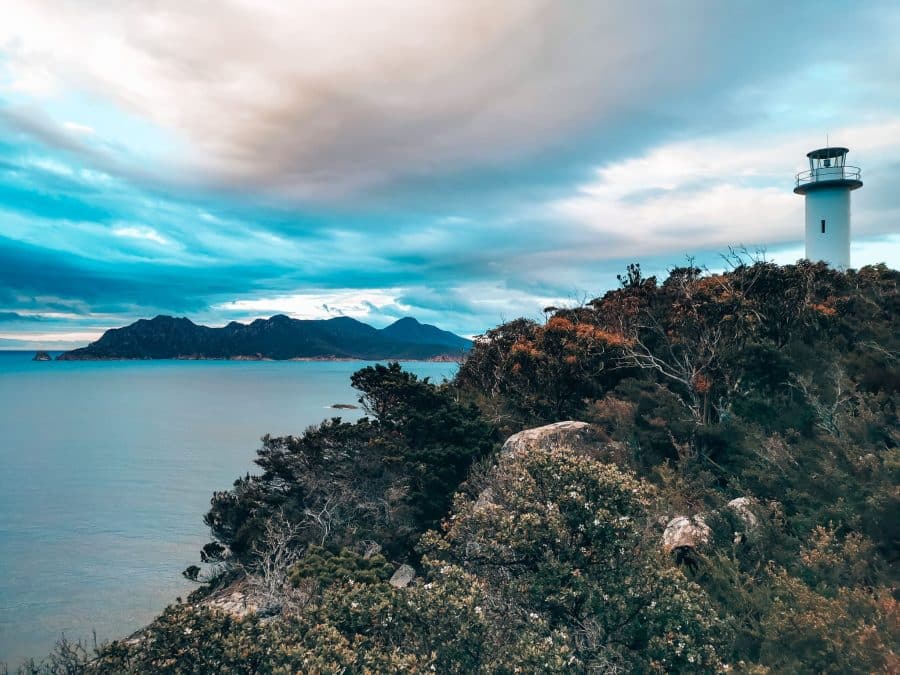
[57,315,471,360]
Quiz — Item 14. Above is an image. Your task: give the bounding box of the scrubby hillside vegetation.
[15,260,898,673]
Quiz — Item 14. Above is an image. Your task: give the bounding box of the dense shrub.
[203,363,496,563]
[423,443,729,672]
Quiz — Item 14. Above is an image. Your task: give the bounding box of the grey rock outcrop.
[389,564,416,589]
[661,497,760,553]
[662,515,711,553]
[201,581,258,618]
[726,497,759,530]
[502,421,602,458]
[475,422,603,510]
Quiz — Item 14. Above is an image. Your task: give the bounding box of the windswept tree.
[457,312,626,430]
[203,363,496,565]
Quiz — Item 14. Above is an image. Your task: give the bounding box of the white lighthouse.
[794,146,862,269]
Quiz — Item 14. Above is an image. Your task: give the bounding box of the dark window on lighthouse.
[821,219,826,233]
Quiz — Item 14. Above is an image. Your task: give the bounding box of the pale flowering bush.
[92,555,577,674]
[423,444,729,672]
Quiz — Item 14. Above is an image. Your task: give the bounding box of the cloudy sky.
[1,0,898,349]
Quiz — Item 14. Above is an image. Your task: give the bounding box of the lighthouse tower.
[794,146,862,269]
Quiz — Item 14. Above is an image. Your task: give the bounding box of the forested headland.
[14,259,898,674]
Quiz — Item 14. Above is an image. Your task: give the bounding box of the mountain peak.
[380,316,470,350]
[326,316,368,325]
[387,317,421,328]
[144,315,195,326]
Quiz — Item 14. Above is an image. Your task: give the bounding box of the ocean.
[0,352,457,666]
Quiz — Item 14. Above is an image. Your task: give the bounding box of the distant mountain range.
[57,315,471,361]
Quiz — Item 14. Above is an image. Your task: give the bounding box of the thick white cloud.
[210,282,569,337]
[6,1,890,199]
[544,120,900,260]
[213,288,402,321]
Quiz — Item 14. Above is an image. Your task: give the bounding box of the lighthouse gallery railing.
[795,166,861,187]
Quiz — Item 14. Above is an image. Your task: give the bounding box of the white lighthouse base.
[805,188,851,269]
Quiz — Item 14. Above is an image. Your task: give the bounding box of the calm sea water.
[0,352,456,665]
